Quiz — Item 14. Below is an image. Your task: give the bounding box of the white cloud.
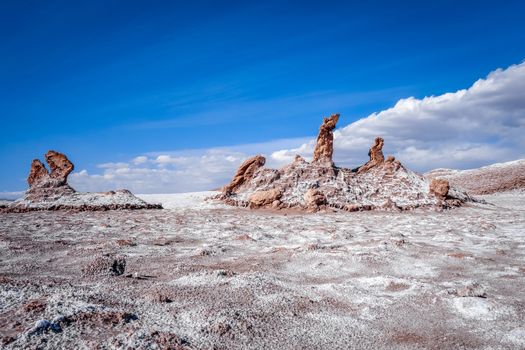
[70,61,525,194]
[270,141,315,164]
[274,61,525,170]
[70,149,251,193]
[154,155,193,166]
[97,162,129,169]
[155,155,176,164]
[132,156,148,165]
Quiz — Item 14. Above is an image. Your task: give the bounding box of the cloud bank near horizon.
[273,61,525,170]
[69,61,525,194]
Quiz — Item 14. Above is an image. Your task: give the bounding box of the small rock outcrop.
[357,137,385,173]
[217,114,471,212]
[248,188,282,208]
[312,113,339,163]
[4,151,161,212]
[304,189,327,209]
[429,179,450,199]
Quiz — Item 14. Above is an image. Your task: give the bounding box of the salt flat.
[0,191,524,349]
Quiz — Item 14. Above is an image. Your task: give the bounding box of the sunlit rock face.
[429,179,450,199]
[45,150,75,182]
[27,159,51,187]
[357,137,385,174]
[312,113,339,164]
[217,114,473,212]
[223,155,266,194]
[24,151,77,203]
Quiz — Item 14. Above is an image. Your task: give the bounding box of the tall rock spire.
[312,113,339,163]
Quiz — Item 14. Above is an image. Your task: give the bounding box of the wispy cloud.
[127,87,411,130]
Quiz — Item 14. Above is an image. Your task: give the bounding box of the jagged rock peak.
[358,137,385,173]
[27,150,74,188]
[312,113,339,163]
[224,155,266,194]
[45,150,74,182]
[27,159,50,186]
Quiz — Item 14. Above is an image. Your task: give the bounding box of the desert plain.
[1,188,524,349]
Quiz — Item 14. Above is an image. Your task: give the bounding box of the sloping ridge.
[426,159,525,195]
[217,114,472,212]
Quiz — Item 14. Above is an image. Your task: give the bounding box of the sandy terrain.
[1,191,524,349]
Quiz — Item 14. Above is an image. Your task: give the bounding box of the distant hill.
[425,159,525,195]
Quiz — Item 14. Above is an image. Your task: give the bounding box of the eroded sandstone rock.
[27,159,49,186]
[358,137,385,173]
[248,188,282,208]
[384,155,402,174]
[45,150,74,183]
[27,150,74,190]
[224,155,266,193]
[304,188,327,208]
[25,151,76,201]
[312,113,339,163]
[430,179,450,199]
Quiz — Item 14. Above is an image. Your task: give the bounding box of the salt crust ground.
[6,189,161,212]
[0,190,524,349]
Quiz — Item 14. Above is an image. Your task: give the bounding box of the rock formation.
[357,137,385,173]
[217,114,471,212]
[4,151,161,212]
[27,159,50,187]
[223,155,266,193]
[45,150,74,183]
[304,189,327,209]
[25,151,76,200]
[248,188,282,209]
[312,113,339,163]
[429,179,450,199]
[24,151,77,203]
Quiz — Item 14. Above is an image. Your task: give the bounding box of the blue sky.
[1,1,525,195]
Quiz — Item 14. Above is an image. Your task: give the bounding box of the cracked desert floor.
[1,190,524,349]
